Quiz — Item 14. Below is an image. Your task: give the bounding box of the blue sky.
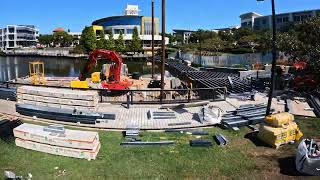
[1,0,319,34]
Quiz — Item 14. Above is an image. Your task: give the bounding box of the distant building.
[91,4,169,51]
[211,25,240,33]
[172,29,195,44]
[46,27,81,47]
[0,25,39,50]
[240,9,320,30]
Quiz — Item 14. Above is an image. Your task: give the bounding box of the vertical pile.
[13,123,100,160]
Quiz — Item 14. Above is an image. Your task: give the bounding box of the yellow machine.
[91,72,101,83]
[70,80,89,89]
[258,113,303,149]
[29,61,45,85]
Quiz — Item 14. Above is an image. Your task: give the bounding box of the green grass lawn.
[1,118,320,180]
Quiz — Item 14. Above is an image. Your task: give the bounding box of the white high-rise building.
[0,25,39,51]
[125,5,140,16]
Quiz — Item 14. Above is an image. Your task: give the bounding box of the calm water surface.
[0,56,159,81]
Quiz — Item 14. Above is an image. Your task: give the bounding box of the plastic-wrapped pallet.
[15,138,100,160]
[17,86,99,111]
[13,123,100,160]
[258,121,303,149]
[265,112,294,127]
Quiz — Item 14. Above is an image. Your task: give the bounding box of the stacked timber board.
[14,123,100,160]
[17,86,99,111]
[222,104,267,129]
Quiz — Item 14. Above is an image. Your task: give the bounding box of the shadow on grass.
[244,131,272,148]
[278,156,305,176]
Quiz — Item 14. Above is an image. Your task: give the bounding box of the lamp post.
[258,0,277,116]
[160,0,166,103]
[197,39,202,66]
[151,0,155,79]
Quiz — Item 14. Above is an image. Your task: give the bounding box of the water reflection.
[0,56,158,81]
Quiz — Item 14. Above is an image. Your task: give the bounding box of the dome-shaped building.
[92,5,168,52]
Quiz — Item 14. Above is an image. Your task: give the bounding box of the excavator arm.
[79,49,123,82]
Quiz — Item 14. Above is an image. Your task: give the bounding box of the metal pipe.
[160,0,166,103]
[151,0,155,79]
[266,0,277,115]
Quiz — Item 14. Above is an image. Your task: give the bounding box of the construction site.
[0,46,320,178]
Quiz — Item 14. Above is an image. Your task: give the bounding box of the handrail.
[0,81,227,92]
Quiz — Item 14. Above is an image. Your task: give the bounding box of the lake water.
[0,56,159,82]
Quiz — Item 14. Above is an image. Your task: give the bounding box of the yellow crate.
[91,72,101,83]
[258,122,303,148]
[265,112,294,127]
[70,80,89,89]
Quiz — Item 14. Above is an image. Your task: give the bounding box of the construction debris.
[190,139,213,147]
[222,104,268,129]
[120,141,175,146]
[197,106,222,124]
[147,110,176,120]
[0,118,22,139]
[167,122,191,126]
[308,92,320,117]
[214,134,228,146]
[13,123,100,160]
[159,101,210,109]
[296,139,320,176]
[125,125,139,137]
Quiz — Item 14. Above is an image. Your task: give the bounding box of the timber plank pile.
[14,123,100,160]
[17,86,99,111]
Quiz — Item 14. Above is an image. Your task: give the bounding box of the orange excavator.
[76,49,132,90]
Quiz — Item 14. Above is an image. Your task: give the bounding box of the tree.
[80,26,97,53]
[38,35,53,47]
[53,31,73,47]
[202,37,225,52]
[105,29,115,50]
[129,27,142,53]
[115,31,125,52]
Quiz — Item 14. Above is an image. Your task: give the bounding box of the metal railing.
[0,81,227,104]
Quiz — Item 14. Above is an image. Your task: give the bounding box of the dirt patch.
[244,132,307,179]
